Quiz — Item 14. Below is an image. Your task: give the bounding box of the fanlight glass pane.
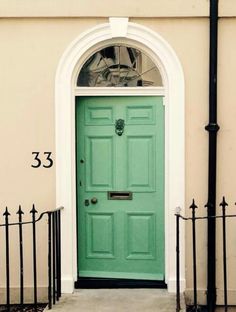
[77,45,163,87]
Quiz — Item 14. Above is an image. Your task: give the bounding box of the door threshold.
[75,277,167,289]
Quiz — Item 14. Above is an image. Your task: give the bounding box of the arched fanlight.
[77,45,163,87]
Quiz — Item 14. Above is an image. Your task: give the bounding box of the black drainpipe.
[205,0,219,311]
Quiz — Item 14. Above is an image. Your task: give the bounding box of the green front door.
[76,96,164,281]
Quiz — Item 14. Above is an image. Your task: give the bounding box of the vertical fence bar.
[176,207,181,312]
[48,213,52,309]
[190,199,198,311]
[55,211,59,301]
[58,210,61,298]
[56,211,60,301]
[30,204,38,312]
[220,197,228,311]
[17,205,24,310]
[4,207,10,311]
[52,212,56,305]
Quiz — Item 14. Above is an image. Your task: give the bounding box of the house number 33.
[31,152,53,168]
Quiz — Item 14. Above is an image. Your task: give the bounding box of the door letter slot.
[108,191,133,200]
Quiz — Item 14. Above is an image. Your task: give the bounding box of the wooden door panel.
[126,213,155,260]
[126,105,156,124]
[85,106,114,125]
[85,135,114,191]
[126,135,155,191]
[86,213,115,259]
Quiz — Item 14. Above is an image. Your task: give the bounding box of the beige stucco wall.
[0,18,106,209]
[215,17,236,305]
[0,0,235,18]
[0,6,236,305]
[0,0,209,17]
[0,18,107,301]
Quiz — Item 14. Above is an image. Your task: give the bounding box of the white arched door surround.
[55,18,185,293]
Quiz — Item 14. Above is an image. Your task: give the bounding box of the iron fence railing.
[175,197,236,312]
[0,205,63,311]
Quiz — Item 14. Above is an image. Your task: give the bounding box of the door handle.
[91,197,98,204]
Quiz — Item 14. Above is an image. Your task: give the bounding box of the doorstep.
[44,289,186,311]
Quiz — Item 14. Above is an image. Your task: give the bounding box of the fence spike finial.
[30,204,38,214]
[3,207,10,217]
[220,196,228,208]
[190,199,198,210]
[17,205,24,215]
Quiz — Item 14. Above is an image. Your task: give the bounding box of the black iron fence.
[175,197,236,312]
[0,205,63,311]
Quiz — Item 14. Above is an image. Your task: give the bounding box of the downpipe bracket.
[205,123,220,132]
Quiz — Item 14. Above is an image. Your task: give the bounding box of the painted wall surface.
[0,0,209,17]
[0,18,106,302]
[0,11,236,305]
[1,0,236,17]
[216,17,236,305]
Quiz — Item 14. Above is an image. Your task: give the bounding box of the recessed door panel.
[126,105,155,124]
[126,135,155,191]
[76,96,164,281]
[86,213,115,259]
[86,136,114,191]
[126,213,155,260]
[85,106,114,125]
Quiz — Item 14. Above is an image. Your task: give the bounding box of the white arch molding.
[55,18,185,293]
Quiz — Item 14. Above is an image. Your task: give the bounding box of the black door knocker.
[115,119,125,136]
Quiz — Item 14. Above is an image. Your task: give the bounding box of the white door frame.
[55,18,185,293]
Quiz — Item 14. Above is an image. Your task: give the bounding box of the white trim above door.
[74,87,165,97]
[55,18,185,293]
